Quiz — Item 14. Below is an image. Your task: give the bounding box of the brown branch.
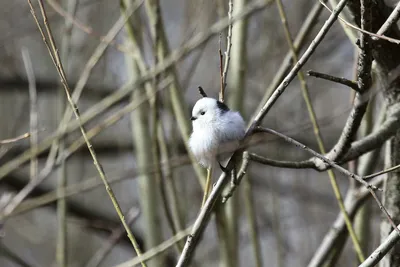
[307,70,360,92]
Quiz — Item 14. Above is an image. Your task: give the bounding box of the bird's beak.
[190,116,197,121]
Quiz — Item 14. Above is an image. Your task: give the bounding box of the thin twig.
[27,0,146,265]
[364,163,400,180]
[218,33,224,101]
[307,70,360,91]
[222,151,250,203]
[319,0,400,44]
[248,152,315,169]
[0,133,30,144]
[376,1,400,36]
[220,0,233,102]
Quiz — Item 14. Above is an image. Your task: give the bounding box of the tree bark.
[347,1,400,266]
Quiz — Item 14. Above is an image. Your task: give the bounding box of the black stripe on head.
[216,101,230,113]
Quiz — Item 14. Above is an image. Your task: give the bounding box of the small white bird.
[189,95,246,206]
[189,97,246,170]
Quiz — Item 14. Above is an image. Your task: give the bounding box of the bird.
[189,95,246,206]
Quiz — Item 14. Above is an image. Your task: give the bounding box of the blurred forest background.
[1,0,400,267]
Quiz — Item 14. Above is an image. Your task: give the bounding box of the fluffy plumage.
[189,97,246,168]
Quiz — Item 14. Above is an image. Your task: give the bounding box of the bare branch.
[0,133,30,145]
[359,224,400,267]
[219,0,233,102]
[375,1,400,37]
[249,152,315,169]
[364,163,400,180]
[307,70,360,92]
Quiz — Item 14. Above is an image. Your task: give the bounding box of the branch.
[375,1,400,37]
[364,163,400,180]
[340,103,400,163]
[0,132,30,145]
[252,0,349,124]
[222,151,250,203]
[219,0,233,102]
[249,152,315,169]
[359,224,400,267]
[307,70,360,92]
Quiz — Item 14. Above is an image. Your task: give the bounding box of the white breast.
[189,127,219,168]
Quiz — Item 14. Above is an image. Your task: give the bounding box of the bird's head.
[190,97,229,128]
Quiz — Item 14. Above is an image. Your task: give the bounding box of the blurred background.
[0,0,398,266]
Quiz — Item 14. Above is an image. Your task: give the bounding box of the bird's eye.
[200,111,205,115]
